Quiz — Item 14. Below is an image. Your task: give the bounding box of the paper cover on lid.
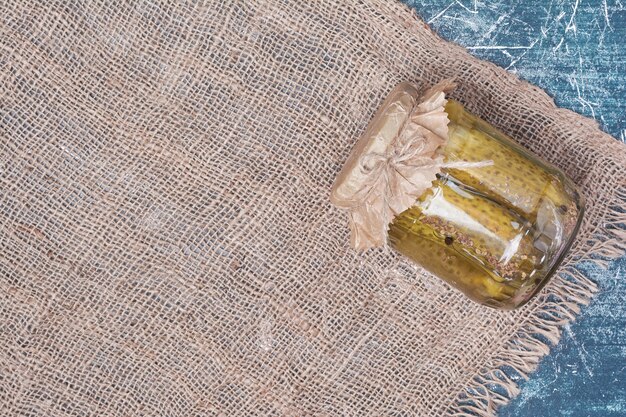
[330,80,456,250]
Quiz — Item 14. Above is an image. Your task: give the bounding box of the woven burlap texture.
[1,1,625,416]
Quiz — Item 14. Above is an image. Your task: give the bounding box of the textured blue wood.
[401,1,626,415]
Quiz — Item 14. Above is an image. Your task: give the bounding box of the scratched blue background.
[401,1,626,415]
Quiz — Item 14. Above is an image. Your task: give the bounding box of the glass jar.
[334,83,584,310]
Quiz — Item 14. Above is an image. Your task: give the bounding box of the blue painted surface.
[401,1,626,415]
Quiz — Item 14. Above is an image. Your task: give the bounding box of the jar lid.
[330,80,456,250]
[330,82,419,208]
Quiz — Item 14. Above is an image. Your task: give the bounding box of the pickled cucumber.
[389,176,542,301]
[388,206,518,305]
[442,100,573,220]
[410,179,541,281]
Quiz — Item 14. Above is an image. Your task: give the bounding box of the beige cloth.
[1,1,625,416]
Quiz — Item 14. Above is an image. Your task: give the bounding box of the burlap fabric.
[1,1,625,416]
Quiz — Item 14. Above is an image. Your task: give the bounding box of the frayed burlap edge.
[390,5,626,416]
[446,195,625,416]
